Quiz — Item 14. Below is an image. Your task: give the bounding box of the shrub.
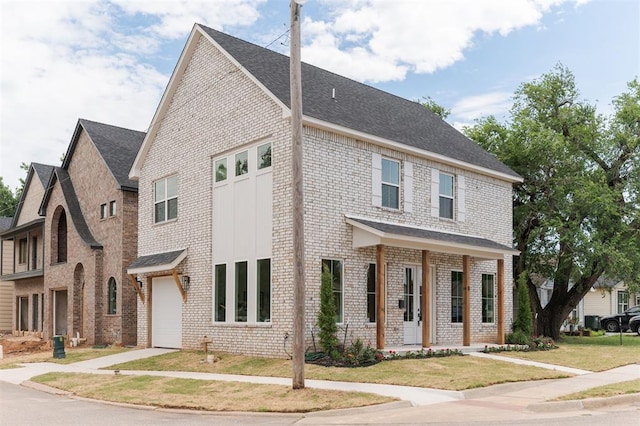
[343,338,380,366]
[317,265,339,358]
[506,329,531,345]
[514,272,533,337]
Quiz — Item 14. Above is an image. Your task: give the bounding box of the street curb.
[527,393,640,412]
[22,380,73,395]
[305,401,412,417]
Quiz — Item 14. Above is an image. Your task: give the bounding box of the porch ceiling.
[346,215,519,260]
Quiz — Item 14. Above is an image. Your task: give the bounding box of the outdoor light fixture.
[182,275,190,291]
[136,278,143,289]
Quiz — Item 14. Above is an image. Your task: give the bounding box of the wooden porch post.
[463,255,471,346]
[497,258,505,344]
[376,244,385,349]
[146,276,153,348]
[421,250,430,348]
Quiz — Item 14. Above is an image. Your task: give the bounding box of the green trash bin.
[52,335,66,359]
[584,315,600,331]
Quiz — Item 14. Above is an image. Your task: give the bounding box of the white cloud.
[0,0,266,191]
[301,0,586,82]
[451,91,513,121]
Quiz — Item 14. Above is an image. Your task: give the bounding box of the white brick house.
[128,24,522,357]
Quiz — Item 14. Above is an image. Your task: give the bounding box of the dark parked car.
[629,314,640,335]
[599,306,640,332]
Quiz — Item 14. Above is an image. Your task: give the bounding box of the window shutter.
[457,175,466,222]
[372,153,382,207]
[430,168,439,217]
[404,161,413,213]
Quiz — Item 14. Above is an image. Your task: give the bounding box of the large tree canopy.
[465,65,639,339]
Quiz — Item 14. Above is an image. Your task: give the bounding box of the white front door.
[403,267,421,344]
[403,266,436,345]
[152,277,182,349]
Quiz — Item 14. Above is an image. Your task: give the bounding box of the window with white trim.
[18,238,27,264]
[481,274,495,323]
[235,151,248,176]
[235,261,248,322]
[381,158,400,209]
[617,291,629,313]
[257,258,271,322]
[451,271,463,323]
[214,264,226,322]
[439,173,454,219]
[257,143,271,170]
[215,158,227,182]
[367,264,376,323]
[322,259,343,323]
[154,175,178,223]
[100,203,107,219]
[109,200,117,217]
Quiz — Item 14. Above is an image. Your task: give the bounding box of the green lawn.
[497,334,640,371]
[107,350,568,391]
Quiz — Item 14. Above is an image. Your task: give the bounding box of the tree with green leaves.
[420,96,450,120]
[317,265,339,358]
[465,65,639,340]
[0,176,18,218]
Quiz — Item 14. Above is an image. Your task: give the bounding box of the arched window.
[57,210,67,263]
[107,278,117,315]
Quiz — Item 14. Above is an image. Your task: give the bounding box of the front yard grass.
[555,379,640,401]
[496,334,640,371]
[107,350,569,391]
[0,346,131,367]
[31,372,394,413]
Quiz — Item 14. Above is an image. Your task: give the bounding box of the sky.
[0,0,638,194]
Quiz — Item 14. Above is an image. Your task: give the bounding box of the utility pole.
[290,0,306,390]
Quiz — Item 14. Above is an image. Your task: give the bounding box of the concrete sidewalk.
[1,347,637,415]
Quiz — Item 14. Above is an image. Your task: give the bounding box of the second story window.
[100,204,107,219]
[381,158,400,209]
[154,175,178,224]
[109,200,117,217]
[18,238,27,264]
[439,173,454,219]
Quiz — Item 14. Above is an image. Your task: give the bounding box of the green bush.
[318,265,339,359]
[514,272,533,337]
[506,329,531,345]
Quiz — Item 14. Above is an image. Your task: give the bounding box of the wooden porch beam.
[171,269,188,303]
[128,274,145,303]
[421,250,430,348]
[376,244,385,349]
[497,258,505,345]
[463,255,471,346]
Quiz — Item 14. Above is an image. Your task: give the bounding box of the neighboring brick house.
[0,216,16,332]
[38,119,144,345]
[0,163,54,334]
[128,24,521,357]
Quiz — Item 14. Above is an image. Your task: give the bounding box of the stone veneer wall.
[136,31,515,357]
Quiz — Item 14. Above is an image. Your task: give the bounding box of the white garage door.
[152,277,182,348]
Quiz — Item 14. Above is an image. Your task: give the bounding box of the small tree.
[318,265,338,358]
[515,272,533,337]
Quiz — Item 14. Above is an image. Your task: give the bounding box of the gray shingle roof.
[40,167,102,249]
[200,25,519,179]
[128,249,186,271]
[66,119,146,191]
[348,217,516,253]
[0,217,13,232]
[32,163,55,188]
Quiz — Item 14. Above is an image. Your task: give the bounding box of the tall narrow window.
[57,211,67,263]
[109,200,117,217]
[617,291,629,313]
[31,236,38,270]
[482,274,495,323]
[257,259,271,322]
[235,261,248,322]
[367,264,376,323]
[439,173,454,219]
[451,271,463,323]
[18,238,27,264]
[154,175,178,223]
[381,158,400,209]
[107,278,117,315]
[404,268,415,322]
[32,294,39,332]
[214,264,226,322]
[321,259,343,323]
[100,203,107,219]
